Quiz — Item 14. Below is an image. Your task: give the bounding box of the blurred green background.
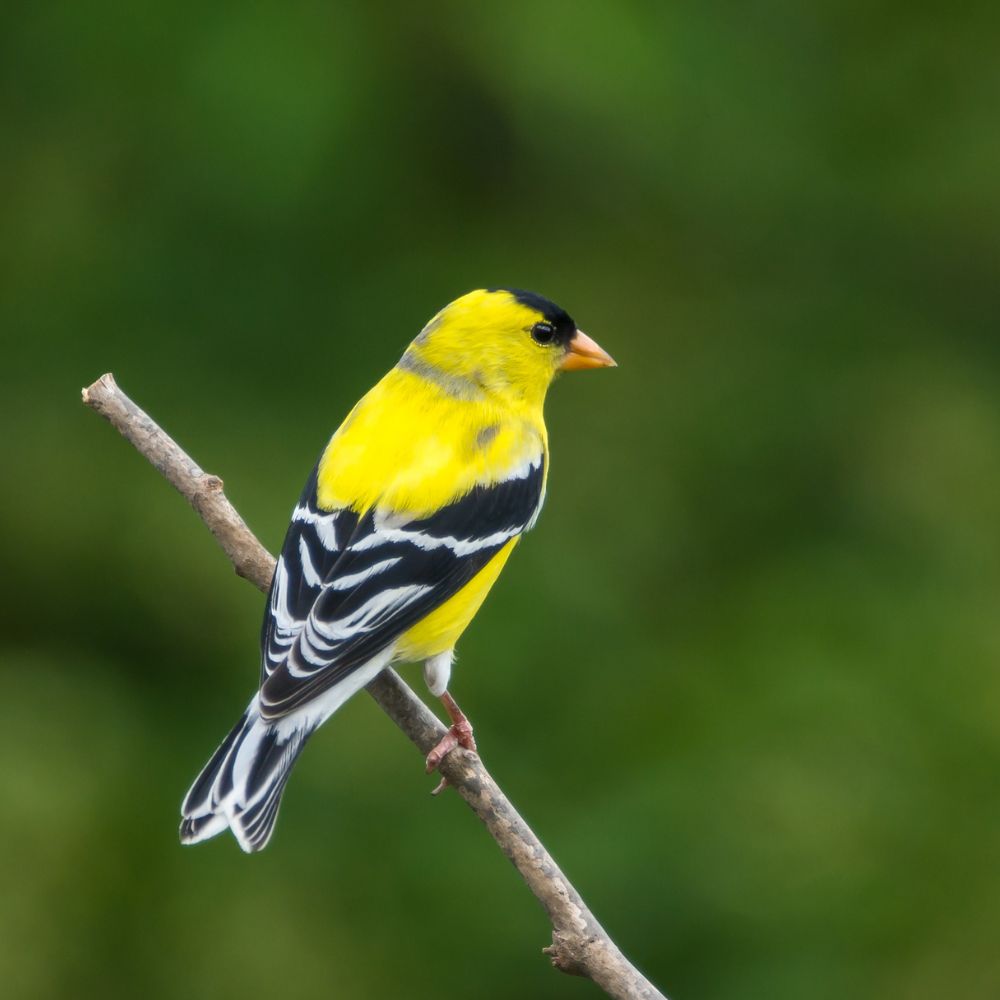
[2,2,999,998]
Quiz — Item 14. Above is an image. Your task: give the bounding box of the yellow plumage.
[315,366,546,517]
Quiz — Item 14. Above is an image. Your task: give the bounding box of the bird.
[179,288,616,852]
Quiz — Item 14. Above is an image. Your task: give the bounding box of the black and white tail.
[179,696,311,853]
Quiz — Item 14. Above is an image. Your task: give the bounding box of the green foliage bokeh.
[2,3,999,998]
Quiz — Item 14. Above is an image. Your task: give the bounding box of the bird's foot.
[425,692,476,794]
[425,718,476,772]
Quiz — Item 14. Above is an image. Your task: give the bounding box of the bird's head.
[401,288,615,408]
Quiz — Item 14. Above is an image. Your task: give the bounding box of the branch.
[82,373,666,1000]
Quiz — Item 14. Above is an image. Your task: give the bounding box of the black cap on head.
[489,287,577,346]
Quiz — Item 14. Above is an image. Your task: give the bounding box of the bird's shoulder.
[314,366,547,518]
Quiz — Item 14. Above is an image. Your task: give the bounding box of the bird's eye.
[530,322,556,345]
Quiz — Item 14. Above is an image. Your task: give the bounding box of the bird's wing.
[257,457,544,719]
[259,465,349,683]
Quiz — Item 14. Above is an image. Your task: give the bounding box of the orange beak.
[559,329,617,371]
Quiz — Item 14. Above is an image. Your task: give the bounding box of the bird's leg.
[426,691,477,793]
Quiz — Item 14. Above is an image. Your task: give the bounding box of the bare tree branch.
[82,372,666,1000]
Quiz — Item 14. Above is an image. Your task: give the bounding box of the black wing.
[259,465,356,682]
[257,459,544,719]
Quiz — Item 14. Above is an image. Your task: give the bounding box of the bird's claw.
[426,691,477,794]
[425,719,477,793]
[425,719,476,772]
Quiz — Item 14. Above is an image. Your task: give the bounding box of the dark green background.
[3,3,999,998]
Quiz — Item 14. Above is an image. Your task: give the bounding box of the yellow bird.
[180,288,615,851]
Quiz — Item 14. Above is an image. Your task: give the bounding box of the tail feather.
[181,655,395,852]
[180,696,310,853]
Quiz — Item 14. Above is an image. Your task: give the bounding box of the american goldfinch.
[180,288,615,852]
